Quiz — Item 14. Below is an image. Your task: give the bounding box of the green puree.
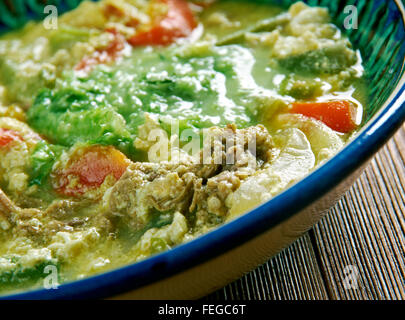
[27,44,267,158]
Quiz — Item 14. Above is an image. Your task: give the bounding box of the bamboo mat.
[206,124,405,300]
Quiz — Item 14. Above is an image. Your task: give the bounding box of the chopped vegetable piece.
[30,141,64,186]
[290,100,357,133]
[27,87,135,154]
[104,3,126,18]
[128,0,197,46]
[216,12,290,46]
[279,75,323,100]
[55,145,130,196]
[49,26,94,52]
[0,128,22,147]
[278,43,357,75]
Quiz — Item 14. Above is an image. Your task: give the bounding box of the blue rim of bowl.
[1,1,405,300]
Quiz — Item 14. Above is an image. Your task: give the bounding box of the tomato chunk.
[128,0,197,46]
[75,29,126,73]
[290,100,358,133]
[0,128,23,147]
[104,3,125,18]
[56,145,130,196]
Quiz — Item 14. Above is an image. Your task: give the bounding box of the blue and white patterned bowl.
[0,0,404,299]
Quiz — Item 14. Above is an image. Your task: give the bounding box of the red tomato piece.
[56,145,130,197]
[0,128,23,147]
[290,100,358,133]
[128,0,197,46]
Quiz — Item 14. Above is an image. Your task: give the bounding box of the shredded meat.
[0,189,103,240]
[0,189,41,228]
[1,125,274,238]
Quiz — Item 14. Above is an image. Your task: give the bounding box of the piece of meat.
[0,188,43,232]
[107,161,200,227]
[106,125,274,229]
[0,188,16,227]
[44,199,93,221]
[0,188,98,240]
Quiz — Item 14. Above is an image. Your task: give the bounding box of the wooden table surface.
[205,124,405,300]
